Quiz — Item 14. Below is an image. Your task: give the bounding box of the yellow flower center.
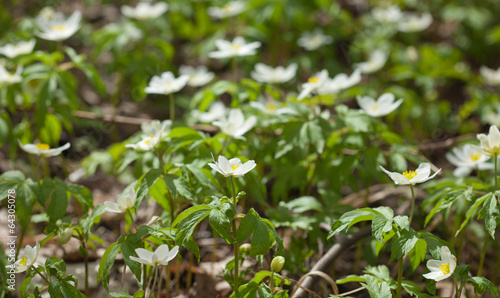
[19,256,27,266]
[402,170,417,180]
[144,135,154,145]
[231,164,240,171]
[232,44,241,50]
[371,104,379,112]
[440,263,450,275]
[35,143,50,151]
[266,102,278,111]
[470,153,481,162]
[308,76,319,83]
[51,24,66,31]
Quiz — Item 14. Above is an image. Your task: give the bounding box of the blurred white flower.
[297,70,329,100]
[380,163,441,185]
[208,37,261,59]
[485,107,500,127]
[446,144,492,177]
[397,12,433,32]
[0,65,22,84]
[208,155,256,177]
[356,93,403,117]
[371,5,403,23]
[0,39,36,58]
[145,72,189,95]
[250,99,295,115]
[104,188,137,213]
[125,134,161,151]
[480,66,500,86]
[207,1,245,19]
[141,120,172,139]
[423,246,456,282]
[297,29,333,51]
[250,63,297,84]
[130,245,179,266]
[121,2,168,20]
[179,65,215,87]
[212,109,257,139]
[317,69,361,95]
[477,125,500,157]
[18,140,70,157]
[354,50,388,74]
[7,242,40,273]
[192,101,227,123]
[35,10,81,41]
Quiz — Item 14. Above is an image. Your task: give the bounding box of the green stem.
[477,235,489,278]
[15,228,26,259]
[166,263,171,298]
[408,184,416,226]
[32,265,51,285]
[452,276,458,298]
[127,209,138,232]
[143,265,147,292]
[396,257,403,298]
[232,57,238,82]
[157,265,163,298]
[230,176,239,293]
[41,157,50,178]
[270,272,275,293]
[169,93,175,123]
[495,154,498,191]
[150,265,158,298]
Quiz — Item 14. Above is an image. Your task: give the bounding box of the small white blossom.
[145,72,189,95]
[317,69,362,95]
[0,65,22,84]
[208,155,256,178]
[104,188,137,213]
[250,63,297,84]
[484,107,500,127]
[297,70,329,100]
[297,29,333,51]
[141,120,172,138]
[397,12,433,32]
[0,39,36,58]
[208,37,261,59]
[35,10,81,41]
[476,125,500,157]
[446,144,492,177]
[356,93,403,117]
[6,242,40,273]
[121,2,168,20]
[423,246,457,282]
[125,134,161,151]
[380,163,441,185]
[212,108,257,139]
[18,140,70,157]
[130,245,179,266]
[250,99,295,115]
[207,1,245,19]
[179,65,215,87]
[372,5,403,23]
[480,66,500,86]
[354,50,388,74]
[192,101,227,123]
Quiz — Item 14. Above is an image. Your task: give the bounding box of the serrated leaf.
[390,230,419,262]
[173,205,212,248]
[98,242,120,291]
[48,279,85,298]
[361,275,392,298]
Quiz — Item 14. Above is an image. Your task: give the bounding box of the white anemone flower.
[179,65,215,87]
[130,244,179,266]
[0,65,23,84]
[317,69,362,95]
[371,5,403,23]
[250,99,295,115]
[397,12,433,32]
[476,125,500,157]
[125,134,161,151]
[250,63,297,84]
[297,29,333,51]
[141,120,172,138]
[485,107,500,127]
[423,246,457,282]
[207,1,245,19]
[208,155,256,178]
[104,188,137,213]
[380,163,441,185]
[145,72,189,95]
[297,69,329,100]
[212,109,257,139]
[356,93,403,117]
[192,101,227,123]
[208,37,261,59]
[480,66,500,86]
[7,242,40,273]
[0,39,36,58]
[35,10,81,41]
[354,50,388,74]
[18,140,70,157]
[446,144,492,177]
[121,2,168,20]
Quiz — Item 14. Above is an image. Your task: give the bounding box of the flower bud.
[57,227,73,244]
[239,243,251,253]
[271,256,285,273]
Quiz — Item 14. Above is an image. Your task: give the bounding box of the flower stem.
[452,276,459,298]
[232,57,238,82]
[41,157,50,178]
[166,263,171,298]
[408,184,416,226]
[270,272,275,293]
[150,265,158,298]
[230,176,239,293]
[32,266,51,285]
[477,235,489,278]
[396,257,404,298]
[169,93,175,123]
[127,209,138,232]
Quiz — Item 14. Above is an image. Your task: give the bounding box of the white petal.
[135,248,154,263]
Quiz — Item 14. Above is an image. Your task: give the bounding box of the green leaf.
[48,279,85,298]
[121,235,143,281]
[173,205,212,252]
[477,194,499,239]
[251,220,271,257]
[361,275,392,298]
[230,270,272,298]
[65,184,93,213]
[470,276,498,295]
[38,113,62,147]
[329,209,378,238]
[455,193,492,237]
[98,242,120,292]
[372,211,393,243]
[409,238,427,271]
[47,182,69,223]
[390,230,419,262]
[453,265,471,283]
[109,290,133,298]
[45,257,66,278]
[284,196,323,213]
[209,205,233,244]
[401,280,422,297]
[257,283,273,298]
[236,212,258,243]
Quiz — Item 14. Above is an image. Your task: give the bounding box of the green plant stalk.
[143,265,146,292]
[32,265,51,285]
[157,265,163,298]
[230,176,239,292]
[457,280,465,298]
[169,93,175,122]
[150,265,158,298]
[270,272,275,293]
[76,230,89,297]
[186,252,194,291]
[41,157,50,178]
[15,228,26,259]
[127,209,138,232]
[408,184,416,226]
[175,259,180,295]
[452,276,459,298]
[396,257,404,298]
[166,263,171,298]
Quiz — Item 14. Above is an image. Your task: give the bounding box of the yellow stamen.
[440,263,450,275]
[308,76,319,83]
[35,143,50,151]
[232,44,241,50]
[51,24,66,31]
[402,170,417,180]
[265,102,278,111]
[470,153,481,162]
[231,164,240,171]
[19,257,27,266]
[150,135,154,139]
[371,104,379,112]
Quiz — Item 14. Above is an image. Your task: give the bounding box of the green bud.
[57,227,73,244]
[271,256,285,273]
[239,243,251,253]
[236,191,246,199]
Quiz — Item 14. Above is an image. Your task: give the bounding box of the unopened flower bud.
[58,227,73,244]
[271,256,285,273]
[239,243,251,253]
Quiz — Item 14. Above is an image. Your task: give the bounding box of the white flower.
[480,66,500,86]
[446,144,492,177]
[372,5,403,23]
[208,155,256,178]
[130,244,179,266]
[145,72,189,95]
[423,246,457,282]
[317,69,362,95]
[121,2,168,20]
[477,125,500,157]
[35,10,81,41]
[125,134,161,151]
[297,70,329,100]
[179,65,215,87]
[104,188,137,213]
[212,109,257,139]
[7,242,40,273]
[380,163,441,185]
[397,12,433,32]
[484,107,500,127]
[0,39,36,58]
[250,99,295,115]
[250,63,297,84]
[141,120,172,138]
[208,37,261,59]
[0,65,22,84]
[18,140,70,157]
[354,50,388,74]
[192,101,227,123]
[297,29,333,51]
[207,1,245,19]
[356,93,403,117]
